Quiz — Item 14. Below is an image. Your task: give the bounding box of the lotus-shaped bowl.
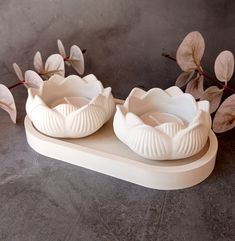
[26,74,115,138]
[113,86,211,160]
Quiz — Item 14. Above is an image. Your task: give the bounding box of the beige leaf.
[25,70,43,89]
[213,94,235,133]
[176,31,205,72]
[58,39,71,66]
[57,39,66,58]
[0,84,17,123]
[33,51,44,73]
[13,63,23,80]
[45,54,65,78]
[68,45,84,75]
[214,50,234,84]
[185,75,204,99]
[175,71,194,87]
[201,86,223,113]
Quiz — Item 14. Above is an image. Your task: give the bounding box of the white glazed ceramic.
[26,74,115,138]
[113,86,211,160]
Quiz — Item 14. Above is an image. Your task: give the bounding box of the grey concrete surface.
[0,0,235,240]
[1,0,235,97]
[0,88,235,241]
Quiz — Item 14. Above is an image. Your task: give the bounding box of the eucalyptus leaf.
[176,31,205,72]
[57,39,70,66]
[185,75,204,99]
[25,70,44,89]
[57,39,66,58]
[33,51,44,73]
[68,45,84,75]
[214,50,234,84]
[45,54,65,78]
[0,84,16,123]
[201,86,223,113]
[175,71,194,87]
[13,63,23,81]
[213,94,235,133]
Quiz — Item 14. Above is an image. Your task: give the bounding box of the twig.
[8,82,23,90]
[161,53,176,61]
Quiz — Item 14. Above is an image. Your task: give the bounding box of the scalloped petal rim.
[113,86,211,160]
[26,74,115,138]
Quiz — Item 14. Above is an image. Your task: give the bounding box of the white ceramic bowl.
[113,86,211,160]
[26,74,115,138]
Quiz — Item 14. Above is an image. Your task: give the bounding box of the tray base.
[24,115,218,190]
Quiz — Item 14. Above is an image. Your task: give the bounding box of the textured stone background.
[0,1,235,241]
[1,0,235,98]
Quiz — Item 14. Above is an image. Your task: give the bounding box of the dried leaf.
[57,39,66,58]
[13,63,24,80]
[176,31,205,72]
[0,84,17,123]
[214,50,234,84]
[25,70,44,89]
[45,54,65,78]
[175,71,194,87]
[33,51,44,73]
[201,86,223,113]
[185,75,204,99]
[58,39,71,66]
[68,45,84,75]
[213,94,235,133]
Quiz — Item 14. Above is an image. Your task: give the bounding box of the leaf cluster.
[176,31,235,133]
[0,40,84,123]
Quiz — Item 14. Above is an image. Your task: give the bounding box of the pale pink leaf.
[185,75,204,99]
[175,71,194,87]
[201,86,223,113]
[176,31,205,72]
[25,70,44,89]
[213,94,235,133]
[68,45,84,75]
[214,50,234,83]
[57,39,70,66]
[57,39,66,58]
[33,51,44,73]
[13,63,23,80]
[45,54,65,78]
[0,84,17,123]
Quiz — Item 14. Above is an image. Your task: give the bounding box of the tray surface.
[24,114,218,190]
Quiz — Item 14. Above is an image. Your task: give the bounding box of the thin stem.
[162,52,235,94]
[8,82,24,90]
[161,53,176,61]
[201,70,235,93]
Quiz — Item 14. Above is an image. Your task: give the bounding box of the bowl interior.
[140,111,185,127]
[126,94,198,125]
[34,76,103,108]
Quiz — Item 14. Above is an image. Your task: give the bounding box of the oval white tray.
[24,113,218,190]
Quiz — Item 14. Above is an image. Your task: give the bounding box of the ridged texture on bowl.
[113,87,211,160]
[26,74,115,138]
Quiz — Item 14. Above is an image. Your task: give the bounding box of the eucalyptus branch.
[162,52,235,94]
[0,39,87,124]
[163,31,235,133]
